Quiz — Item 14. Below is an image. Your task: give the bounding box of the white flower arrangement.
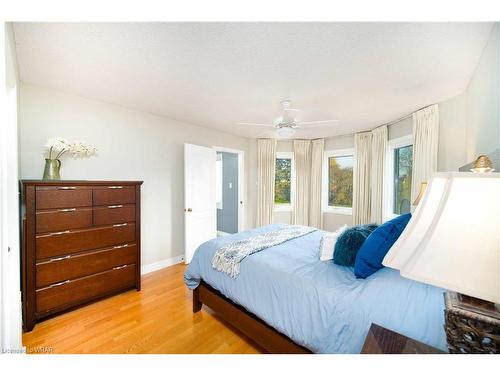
[45,137,98,159]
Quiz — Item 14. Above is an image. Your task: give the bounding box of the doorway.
[214,147,244,235]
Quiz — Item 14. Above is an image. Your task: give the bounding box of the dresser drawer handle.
[58,186,77,190]
[113,265,128,270]
[45,230,70,237]
[108,186,123,189]
[113,244,129,249]
[50,255,71,262]
[108,205,123,209]
[58,208,76,212]
[37,230,70,238]
[113,223,128,227]
[49,280,70,288]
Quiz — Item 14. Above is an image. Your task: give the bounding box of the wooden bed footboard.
[192,281,312,354]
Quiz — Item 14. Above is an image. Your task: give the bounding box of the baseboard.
[141,255,184,275]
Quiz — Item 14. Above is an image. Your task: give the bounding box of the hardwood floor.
[23,264,264,354]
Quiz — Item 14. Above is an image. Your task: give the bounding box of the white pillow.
[319,224,348,261]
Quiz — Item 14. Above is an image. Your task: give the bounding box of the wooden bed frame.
[193,281,312,354]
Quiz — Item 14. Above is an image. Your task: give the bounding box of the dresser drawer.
[36,243,137,288]
[93,204,135,226]
[36,186,92,209]
[36,223,136,260]
[36,264,136,313]
[93,186,136,206]
[36,207,93,233]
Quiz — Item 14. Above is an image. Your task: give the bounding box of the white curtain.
[411,105,439,203]
[293,140,312,225]
[256,139,277,227]
[353,132,373,225]
[309,139,324,228]
[370,125,387,224]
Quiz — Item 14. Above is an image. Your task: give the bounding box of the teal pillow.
[333,224,378,266]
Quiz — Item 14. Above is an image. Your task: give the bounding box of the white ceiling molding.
[13,22,493,139]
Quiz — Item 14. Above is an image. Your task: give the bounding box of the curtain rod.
[383,113,412,127]
[376,103,437,129]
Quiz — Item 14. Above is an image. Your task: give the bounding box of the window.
[393,144,413,215]
[384,135,413,220]
[216,153,223,209]
[274,152,294,211]
[322,149,354,214]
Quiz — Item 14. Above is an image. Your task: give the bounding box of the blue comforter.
[184,224,447,353]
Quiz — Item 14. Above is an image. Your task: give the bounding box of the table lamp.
[383,172,500,353]
[412,182,427,206]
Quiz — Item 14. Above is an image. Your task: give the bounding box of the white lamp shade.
[383,172,500,304]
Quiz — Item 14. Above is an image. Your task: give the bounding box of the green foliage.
[394,145,413,214]
[275,158,291,204]
[328,156,353,207]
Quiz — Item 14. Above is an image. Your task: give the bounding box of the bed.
[184,224,447,353]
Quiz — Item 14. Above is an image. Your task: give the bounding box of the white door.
[184,143,217,263]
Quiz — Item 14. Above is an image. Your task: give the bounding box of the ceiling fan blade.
[297,120,340,127]
[237,122,275,127]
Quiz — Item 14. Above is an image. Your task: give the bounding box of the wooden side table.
[361,323,445,354]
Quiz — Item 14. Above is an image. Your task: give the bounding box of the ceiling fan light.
[277,127,296,138]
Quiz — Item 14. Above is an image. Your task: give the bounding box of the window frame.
[322,148,354,215]
[274,151,295,212]
[215,153,223,209]
[383,134,413,221]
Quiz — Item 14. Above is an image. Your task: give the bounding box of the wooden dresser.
[21,180,143,331]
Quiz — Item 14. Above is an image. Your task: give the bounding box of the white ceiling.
[13,22,493,139]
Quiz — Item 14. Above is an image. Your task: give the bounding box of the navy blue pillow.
[333,224,378,266]
[354,213,411,279]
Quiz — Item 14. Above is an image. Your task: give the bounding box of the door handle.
[185,208,193,212]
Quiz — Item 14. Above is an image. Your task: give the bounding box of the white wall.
[1,22,23,351]
[19,83,252,271]
[436,23,500,170]
[465,23,500,159]
[438,93,468,171]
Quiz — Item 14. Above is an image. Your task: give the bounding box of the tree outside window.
[275,158,291,204]
[328,155,353,208]
[393,145,413,215]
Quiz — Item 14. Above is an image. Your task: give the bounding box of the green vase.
[43,158,61,180]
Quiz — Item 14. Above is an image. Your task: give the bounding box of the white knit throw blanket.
[212,225,316,278]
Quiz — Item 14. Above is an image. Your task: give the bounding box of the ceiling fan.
[238,100,339,138]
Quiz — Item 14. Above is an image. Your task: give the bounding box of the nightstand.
[361,323,445,354]
[444,291,500,353]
